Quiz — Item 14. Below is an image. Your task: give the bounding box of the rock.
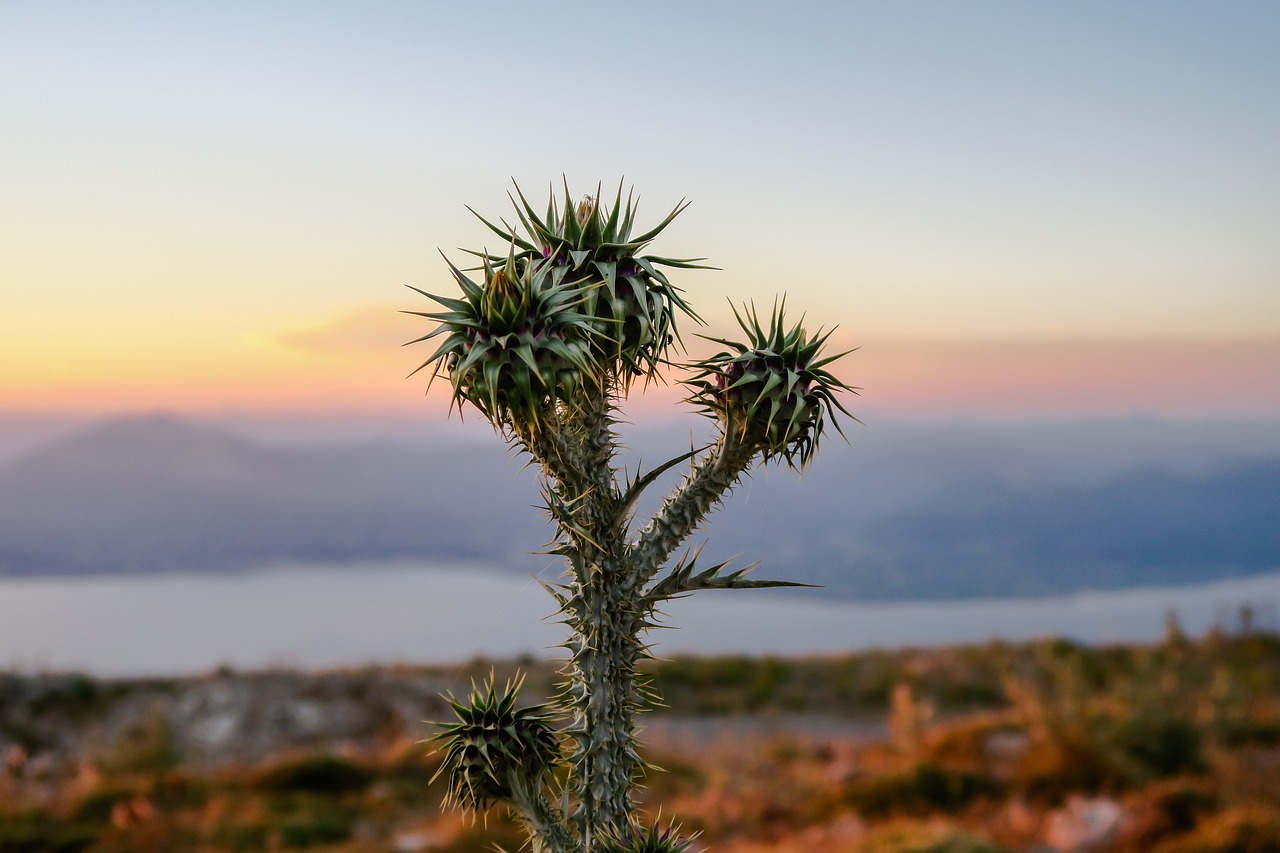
[393,829,443,851]
[1043,795,1128,852]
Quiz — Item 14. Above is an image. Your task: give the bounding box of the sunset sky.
[3,2,1278,420]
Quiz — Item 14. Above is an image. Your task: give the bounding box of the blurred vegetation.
[1,624,1277,851]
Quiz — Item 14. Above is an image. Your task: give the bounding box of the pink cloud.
[855,337,1280,417]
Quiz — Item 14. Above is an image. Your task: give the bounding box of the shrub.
[1155,805,1280,853]
[0,813,97,853]
[1112,714,1206,779]
[845,762,1005,817]
[254,755,374,795]
[277,814,353,849]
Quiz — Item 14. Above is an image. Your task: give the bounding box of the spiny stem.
[509,774,579,853]
[563,574,648,840]
[514,410,763,850]
[630,430,760,587]
[514,386,650,843]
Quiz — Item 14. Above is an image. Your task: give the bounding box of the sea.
[2,561,1278,677]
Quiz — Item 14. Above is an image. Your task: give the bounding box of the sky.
[3,1,1278,421]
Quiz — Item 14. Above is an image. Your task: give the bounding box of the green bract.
[597,823,695,853]
[430,675,562,813]
[467,181,709,383]
[685,301,858,469]
[406,249,599,432]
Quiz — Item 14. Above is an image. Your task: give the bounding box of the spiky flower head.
[430,674,562,813]
[598,822,697,853]
[467,180,710,384]
[685,300,857,469]
[406,247,599,433]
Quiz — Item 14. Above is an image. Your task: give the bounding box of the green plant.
[410,181,856,852]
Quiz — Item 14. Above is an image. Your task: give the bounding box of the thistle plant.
[408,181,856,852]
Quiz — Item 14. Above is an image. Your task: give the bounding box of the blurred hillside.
[2,629,1278,852]
[1,413,1278,600]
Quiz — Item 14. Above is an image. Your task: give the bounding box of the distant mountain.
[750,459,1280,599]
[1,414,1278,600]
[0,414,551,576]
[875,461,1280,593]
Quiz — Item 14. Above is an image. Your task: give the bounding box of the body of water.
[2,562,1278,677]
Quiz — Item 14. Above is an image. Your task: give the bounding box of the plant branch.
[613,445,707,534]
[508,772,579,853]
[629,429,761,588]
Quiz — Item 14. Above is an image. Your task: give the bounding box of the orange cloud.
[6,313,1278,421]
[1,303,448,415]
[276,304,423,359]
